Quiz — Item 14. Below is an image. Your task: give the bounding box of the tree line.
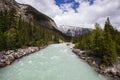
[72,18,120,66]
[0,10,65,51]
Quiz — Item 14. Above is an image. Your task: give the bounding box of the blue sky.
[55,0,80,12]
[16,0,120,29]
[55,0,95,12]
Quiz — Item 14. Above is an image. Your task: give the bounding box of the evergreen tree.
[74,18,118,66]
[102,18,117,66]
[93,23,104,58]
[0,10,65,51]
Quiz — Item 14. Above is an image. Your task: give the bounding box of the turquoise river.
[0,44,110,80]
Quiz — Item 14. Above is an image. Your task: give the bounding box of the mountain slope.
[0,0,68,50]
[0,0,57,29]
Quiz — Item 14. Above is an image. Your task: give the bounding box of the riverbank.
[72,48,120,80]
[0,46,47,68]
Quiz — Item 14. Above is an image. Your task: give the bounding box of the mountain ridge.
[0,0,57,29]
[58,25,92,36]
[0,0,71,51]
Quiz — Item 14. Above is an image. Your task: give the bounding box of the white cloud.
[60,3,75,13]
[16,0,62,18]
[16,0,120,29]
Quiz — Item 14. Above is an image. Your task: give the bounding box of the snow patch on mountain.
[58,25,92,36]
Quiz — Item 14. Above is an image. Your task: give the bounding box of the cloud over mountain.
[16,0,120,29]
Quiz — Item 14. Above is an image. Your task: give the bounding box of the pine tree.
[102,18,117,66]
[93,23,104,57]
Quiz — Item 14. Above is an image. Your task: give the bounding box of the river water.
[0,44,110,80]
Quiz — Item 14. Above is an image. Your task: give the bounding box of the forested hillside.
[72,18,120,66]
[0,9,65,51]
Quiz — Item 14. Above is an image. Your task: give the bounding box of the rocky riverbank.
[0,46,47,68]
[72,48,120,80]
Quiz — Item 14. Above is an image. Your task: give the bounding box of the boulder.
[0,62,6,67]
[0,51,5,55]
[5,60,11,65]
[72,49,81,55]
[116,72,120,77]
[0,46,40,68]
[5,50,14,55]
[8,54,15,61]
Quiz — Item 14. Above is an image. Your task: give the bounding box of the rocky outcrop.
[0,0,57,30]
[72,48,120,80]
[0,47,39,67]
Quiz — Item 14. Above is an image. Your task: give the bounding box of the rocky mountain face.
[0,0,57,29]
[0,0,71,50]
[58,25,92,36]
[0,0,71,67]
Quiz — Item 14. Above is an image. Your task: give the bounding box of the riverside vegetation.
[72,18,120,66]
[72,18,120,80]
[0,0,71,67]
[0,0,119,79]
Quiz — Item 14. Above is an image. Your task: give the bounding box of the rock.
[92,61,95,64]
[72,49,81,55]
[87,59,93,64]
[116,72,120,77]
[0,59,6,63]
[72,48,120,80]
[108,70,116,76]
[2,55,8,60]
[5,50,14,55]
[8,54,14,61]
[0,62,6,67]
[0,51,5,55]
[5,60,11,65]
[0,46,40,68]
[67,43,75,49]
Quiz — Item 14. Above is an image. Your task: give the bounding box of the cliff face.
[0,0,71,50]
[0,0,57,29]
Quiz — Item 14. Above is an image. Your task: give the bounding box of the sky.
[16,0,120,29]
